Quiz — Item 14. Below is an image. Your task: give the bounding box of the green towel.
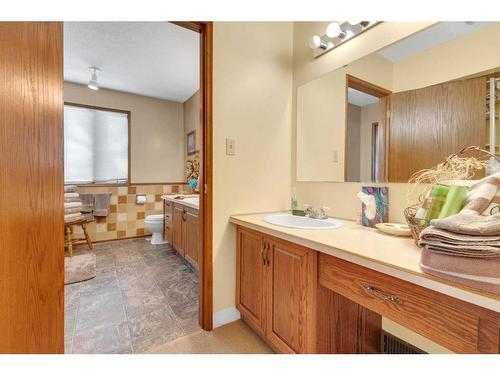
[438,185,468,219]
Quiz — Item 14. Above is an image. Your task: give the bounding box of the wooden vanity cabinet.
[170,202,199,270]
[163,200,173,244]
[172,203,184,256]
[183,206,199,271]
[236,226,317,353]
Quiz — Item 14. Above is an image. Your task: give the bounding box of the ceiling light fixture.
[88,67,100,90]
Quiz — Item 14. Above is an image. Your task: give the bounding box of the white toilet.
[144,214,167,245]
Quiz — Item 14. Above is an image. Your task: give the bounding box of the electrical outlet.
[332,149,339,163]
[226,138,236,156]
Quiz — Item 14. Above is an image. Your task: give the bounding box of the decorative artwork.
[361,186,389,227]
[187,130,196,155]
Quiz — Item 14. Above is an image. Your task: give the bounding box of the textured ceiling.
[64,22,200,103]
[377,21,492,62]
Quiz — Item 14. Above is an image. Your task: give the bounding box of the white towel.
[64,201,82,209]
[64,212,81,219]
[64,192,79,198]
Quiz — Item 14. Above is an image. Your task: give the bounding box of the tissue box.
[361,186,388,227]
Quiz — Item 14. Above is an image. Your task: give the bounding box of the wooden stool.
[64,219,93,257]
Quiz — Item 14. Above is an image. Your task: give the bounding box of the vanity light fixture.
[88,67,100,90]
[308,35,333,50]
[326,22,346,39]
[310,21,381,58]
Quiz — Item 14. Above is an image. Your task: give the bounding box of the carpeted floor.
[147,320,274,354]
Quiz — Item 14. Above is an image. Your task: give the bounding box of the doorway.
[61,21,213,353]
[345,75,391,182]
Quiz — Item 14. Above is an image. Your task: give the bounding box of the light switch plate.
[332,150,339,163]
[226,138,236,156]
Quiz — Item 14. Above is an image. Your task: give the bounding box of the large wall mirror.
[297,22,500,183]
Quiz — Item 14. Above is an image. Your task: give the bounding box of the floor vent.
[381,330,427,354]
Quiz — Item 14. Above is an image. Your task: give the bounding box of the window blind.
[64,105,128,184]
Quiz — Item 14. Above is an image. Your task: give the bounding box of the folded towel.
[80,193,95,213]
[431,212,500,236]
[64,212,82,220]
[462,173,500,216]
[64,192,79,198]
[64,185,77,193]
[64,201,82,209]
[64,207,83,215]
[93,192,111,217]
[64,196,81,203]
[419,226,500,258]
[64,214,84,223]
[420,249,500,296]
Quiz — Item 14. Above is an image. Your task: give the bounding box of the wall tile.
[76,184,171,243]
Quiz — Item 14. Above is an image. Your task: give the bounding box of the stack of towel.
[79,192,111,217]
[418,173,500,295]
[64,185,84,223]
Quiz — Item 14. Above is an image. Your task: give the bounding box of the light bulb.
[308,35,321,49]
[326,22,346,39]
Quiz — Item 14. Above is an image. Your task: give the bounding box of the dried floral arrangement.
[406,146,493,206]
[186,156,200,183]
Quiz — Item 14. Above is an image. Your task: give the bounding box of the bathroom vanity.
[230,213,500,354]
[163,195,200,270]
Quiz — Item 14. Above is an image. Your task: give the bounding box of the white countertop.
[230,212,500,313]
[161,194,199,210]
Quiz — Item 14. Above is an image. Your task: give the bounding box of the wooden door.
[184,207,199,270]
[236,228,266,336]
[0,22,64,353]
[172,204,184,256]
[265,237,317,353]
[388,77,486,182]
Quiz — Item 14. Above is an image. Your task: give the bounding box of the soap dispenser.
[291,187,303,216]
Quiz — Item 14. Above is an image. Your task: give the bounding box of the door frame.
[171,21,213,331]
[345,74,391,182]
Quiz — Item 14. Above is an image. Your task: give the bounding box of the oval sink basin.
[263,213,341,230]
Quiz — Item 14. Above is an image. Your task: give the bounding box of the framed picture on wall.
[187,130,196,155]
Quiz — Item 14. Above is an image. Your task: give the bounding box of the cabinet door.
[236,227,266,336]
[265,237,317,354]
[184,207,199,270]
[172,204,184,256]
[163,200,173,244]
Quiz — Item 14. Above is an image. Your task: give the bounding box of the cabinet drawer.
[318,253,500,353]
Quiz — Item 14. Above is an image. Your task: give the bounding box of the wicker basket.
[404,205,429,246]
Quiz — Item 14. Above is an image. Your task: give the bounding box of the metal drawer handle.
[362,283,402,305]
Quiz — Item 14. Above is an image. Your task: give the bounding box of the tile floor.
[65,237,200,354]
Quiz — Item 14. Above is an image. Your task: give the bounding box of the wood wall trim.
[0,22,64,353]
[172,21,214,331]
[347,74,392,98]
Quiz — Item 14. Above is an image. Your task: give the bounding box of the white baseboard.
[213,307,241,329]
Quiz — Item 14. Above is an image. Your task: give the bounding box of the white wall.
[212,22,294,315]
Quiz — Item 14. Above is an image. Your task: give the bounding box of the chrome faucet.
[303,205,330,220]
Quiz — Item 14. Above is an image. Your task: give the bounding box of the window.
[64,104,129,184]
